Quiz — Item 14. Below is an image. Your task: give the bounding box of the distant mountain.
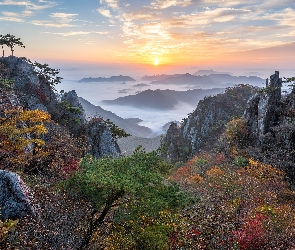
[78,97,152,137]
[158,88,225,106]
[102,88,226,110]
[208,74,264,85]
[141,74,181,81]
[150,73,215,86]
[102,89,178,110]
[149,73,264,87]
[194,69,232,75]
[79,75,136,83]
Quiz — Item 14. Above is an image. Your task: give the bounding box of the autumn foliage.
[169,151,295,249]
[0,106,50,171]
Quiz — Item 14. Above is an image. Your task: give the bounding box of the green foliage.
[104,118,130,139]
[64,148,190,248]
[57,100,83,125]
[31,61,63,87]
[258,85,280,94]
[0,217,18,246]
[234,156,248,166]
[0,77,13,91]
[0,34,25,56]
[283,76,295,93]
[59,100,83,115]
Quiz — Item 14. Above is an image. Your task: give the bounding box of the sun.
[153,58,160,66]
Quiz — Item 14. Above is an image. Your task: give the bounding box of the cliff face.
[0,56,120,158]
[162,84,258,163]
[243,71,295,182]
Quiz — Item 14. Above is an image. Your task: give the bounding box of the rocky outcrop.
[0,56,120,159]
[162,85,258,163]
[244,71,282,142]
[243,71,295,183]
[88,119,120,158]
[0,170,34,220]
[0,56,52,112]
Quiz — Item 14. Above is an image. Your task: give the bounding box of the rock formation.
[243,71,295,183]
[0,170,34,220]
[244,71,282,141]
[162,84,258,163]
[0,56,120,159]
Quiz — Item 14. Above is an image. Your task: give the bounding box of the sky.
[1,0,295,75]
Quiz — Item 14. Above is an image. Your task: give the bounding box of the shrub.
[0,218,18,247]
[224,118,249,147]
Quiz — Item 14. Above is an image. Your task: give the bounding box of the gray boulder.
[88,119,120,158]
[0,170,34,220]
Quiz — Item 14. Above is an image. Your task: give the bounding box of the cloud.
[30,20,75,27]
[151,0,194,9]
[100,0,119,9]
[0,0,29,6]
[97,8,112,18]
[0,0,57,10]
[95,31,109,34]
[0,16,24,22]
[30,12,80,28]
[51,31,91,36]
[0,10,28,22]
[50,12,79,22]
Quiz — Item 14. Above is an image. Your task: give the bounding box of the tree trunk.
[78,190,124,249]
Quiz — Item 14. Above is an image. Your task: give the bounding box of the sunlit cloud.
[97,8,112,18]
[30,20,75,27]
[95,31,109,35]
[100,0,118,10]
[0,16,24,22]
[0,10,27,22]
[151,0,194,9]
[50,12,79,22]
[0,0,56,10]
[0,0,29,6]
[51,31,91,36]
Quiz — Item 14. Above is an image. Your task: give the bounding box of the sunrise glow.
[153,58,160,66]
[0,0,294,72]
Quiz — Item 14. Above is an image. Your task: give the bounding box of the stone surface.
[0,56,120,159]
[88,120,120,158]
[0,170,34,220]
[162,85,257,163]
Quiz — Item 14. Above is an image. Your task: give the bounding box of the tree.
[283,76,295,94]
[0,34,25,56]
[105,118,131,139]
[63,148,189,249]
[0,106,51,171]
[32,61,62,87]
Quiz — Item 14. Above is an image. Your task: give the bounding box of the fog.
[56,68,199,135]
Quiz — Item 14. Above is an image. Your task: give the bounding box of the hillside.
[79,97,152,137]
[102,88,226,110]
[102,89,178,110]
